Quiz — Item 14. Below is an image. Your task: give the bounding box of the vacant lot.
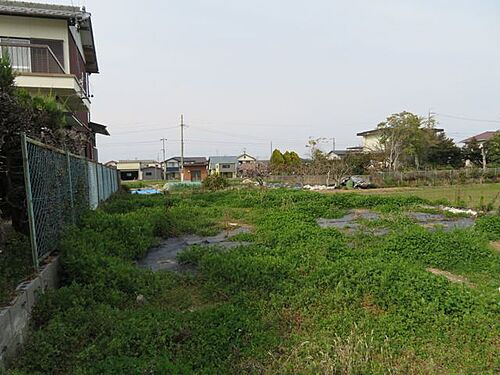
[8,189,500,374]
[328,183,500,210]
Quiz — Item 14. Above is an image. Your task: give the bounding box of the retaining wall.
[0,256,60,371]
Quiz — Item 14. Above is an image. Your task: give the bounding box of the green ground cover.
[6,189,500,374]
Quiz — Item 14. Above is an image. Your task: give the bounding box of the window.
[145,172,153,176]
[221,164,232,169]
[30,38,64,72]
[1,38,31,72]
[191,170,201,181]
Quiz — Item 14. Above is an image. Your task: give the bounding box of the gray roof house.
[209,156,238,178]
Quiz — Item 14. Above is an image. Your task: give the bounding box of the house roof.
[328,150,349,156]
[0,1,99,73]
[166,157,207,165]
[209,156,238,169]
[209,156,238,164]
[356,129,380,137]
[0,1,81,18]
[238,152,256,160]
[357,127,444,137]
[89,122,110,136]
[460,131,499,144]
[118,160,157,164]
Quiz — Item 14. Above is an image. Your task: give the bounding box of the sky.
[29,0,500,161]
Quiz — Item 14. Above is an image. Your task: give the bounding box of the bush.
[202,175,229,191]
[475,214,500,240]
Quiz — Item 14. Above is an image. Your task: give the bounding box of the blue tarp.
[130,189,161,195]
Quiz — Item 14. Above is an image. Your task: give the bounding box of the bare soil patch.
[426,268,475,288]
[489,241,500,252]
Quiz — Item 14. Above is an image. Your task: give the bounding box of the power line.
[113,125,179,135]
[435,113,500,124]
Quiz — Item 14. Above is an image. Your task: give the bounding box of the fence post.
[95,163,100,202]
[20,133,40,272]
[66,151,75,224]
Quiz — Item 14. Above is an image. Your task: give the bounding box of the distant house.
[460,131,499,145]
[165,157,208,181]
[113,160,162,181]
[209,156,238,178]
[356,128,444,152]
[460,130,499,168]
[238,152,257,165]
[164,157,181,180]
[142,166,163,180]
[183,157,208,181]
[326,150,350,160]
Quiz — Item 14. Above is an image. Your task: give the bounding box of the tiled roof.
[357,127,444,137]
[166,156,207,162]
[118,160,157,164]
[460,131,499,143]
[209,156,238,169]
[0,1,82,19]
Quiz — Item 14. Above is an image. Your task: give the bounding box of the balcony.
[0,41,90,111]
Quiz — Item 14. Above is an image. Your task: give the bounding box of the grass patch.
[7,189,500,374]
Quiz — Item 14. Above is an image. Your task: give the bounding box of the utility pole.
[270,141,273,157]
[180,114,185,182]
[427,109,435,127]
[331,137,336,152]
[160,138,167,180]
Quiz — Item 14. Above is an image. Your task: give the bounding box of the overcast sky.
[31,0,500,161]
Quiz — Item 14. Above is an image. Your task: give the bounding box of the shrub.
[202,175,229,191]
[475,214,500,240]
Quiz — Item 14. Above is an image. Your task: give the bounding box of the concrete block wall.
[0,256,60,371]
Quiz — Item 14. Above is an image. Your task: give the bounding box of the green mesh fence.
[21,133,119,269]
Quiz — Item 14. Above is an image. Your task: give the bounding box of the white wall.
[0,15,70,72]
[363,134,382,152]
[117,162,141,170]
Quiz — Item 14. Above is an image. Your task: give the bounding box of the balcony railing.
[0,42,65,74]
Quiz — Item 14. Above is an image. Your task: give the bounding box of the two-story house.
[164,157,181,180]
[165,157,208,181]
[356,127,444,152]
[209,156,238,178]
[0,1,108,160]
[237,152,256,166]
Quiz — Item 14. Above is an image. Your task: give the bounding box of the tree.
[485,132,500,166]
[426,132,463,168]
[270,149,302,173]
[462,138,483,166]
[377,111,423,171]
[239,161,269,186]
[270,149,285,172]
[0,56,80,232]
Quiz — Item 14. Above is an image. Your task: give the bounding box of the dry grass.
[324,183,500,209]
